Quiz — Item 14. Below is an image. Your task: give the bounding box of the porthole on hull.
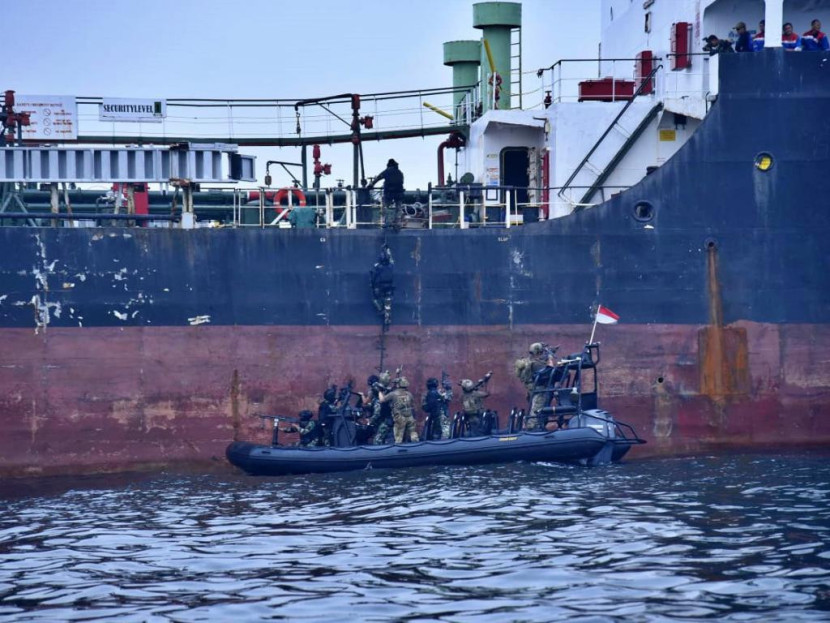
[754,152,774,172]
[633,201,655,222]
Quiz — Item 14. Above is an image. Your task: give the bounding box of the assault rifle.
[541,343,560,360]
[461,371,493,391]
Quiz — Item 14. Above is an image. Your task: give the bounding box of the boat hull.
[226,427,629,476]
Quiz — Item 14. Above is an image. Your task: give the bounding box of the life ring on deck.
[274,187,307,213]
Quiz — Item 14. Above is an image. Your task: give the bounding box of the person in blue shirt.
[734,21,752,52]
[802,19,829,51]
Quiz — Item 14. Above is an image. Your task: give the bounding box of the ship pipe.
[437,141,449,186]
[437,132,466,186]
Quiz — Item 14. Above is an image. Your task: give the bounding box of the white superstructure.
[456,0,825,219]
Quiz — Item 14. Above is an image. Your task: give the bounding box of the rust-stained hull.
[1,52,829,476]
[2,321,828,476]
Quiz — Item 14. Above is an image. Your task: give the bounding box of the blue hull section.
[226,428,634,476]
[1,54,828,330]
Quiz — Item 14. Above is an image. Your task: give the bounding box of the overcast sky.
[6,0,600,189]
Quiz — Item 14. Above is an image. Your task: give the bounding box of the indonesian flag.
[595,305,620,325]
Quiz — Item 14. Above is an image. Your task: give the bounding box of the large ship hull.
[1,51,829,476]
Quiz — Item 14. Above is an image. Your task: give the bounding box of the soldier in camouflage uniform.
[379,376,419,443]
[369,371,394,444]
[280,410,321,447]
[422,377,452,440]
[522,343,556,431]
[355,374,381,445]
[459,372,492,436]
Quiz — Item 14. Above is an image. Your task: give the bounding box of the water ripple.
[1,453,829,621]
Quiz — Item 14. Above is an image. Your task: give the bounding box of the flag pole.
[588,305,599,345]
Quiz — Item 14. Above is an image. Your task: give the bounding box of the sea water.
[1,452,828,622]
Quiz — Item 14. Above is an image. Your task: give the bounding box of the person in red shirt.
[782,22,802,51]
[752,19,765,51]
[802,19,829,51]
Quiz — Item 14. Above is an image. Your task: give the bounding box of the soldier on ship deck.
[367,158,405,228]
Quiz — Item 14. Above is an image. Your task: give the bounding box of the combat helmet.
[461,379,474,391]
[299,410,313,421]
[378,371,391,386]
[426,377,439,389]
[529,342,544,356]
[398,377,410,389]
[323,387,336,402]
[367,374,380,386]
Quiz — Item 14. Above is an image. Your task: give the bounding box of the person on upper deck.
[782,23,802,51]
[703,34,734,56]
[802,19,829,51]
[367,159,405,227]
[734,22,753,52]
[752,20,766,51]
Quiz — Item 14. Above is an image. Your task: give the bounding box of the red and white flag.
[595,305,620,325]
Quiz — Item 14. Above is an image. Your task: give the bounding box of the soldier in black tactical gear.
[367,158,405,227]
[280,410,321,447]
[422,377,452,440]
[318,386,338,446]
[370,245,394,325]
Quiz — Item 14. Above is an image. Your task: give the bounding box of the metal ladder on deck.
[557,64,663,209]
[510,26,522,109]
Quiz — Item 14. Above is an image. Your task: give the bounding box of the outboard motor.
[570,409,618,439]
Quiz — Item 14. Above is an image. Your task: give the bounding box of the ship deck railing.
[537,56,714,106]
[219,183,632,230]
[0,184,633,230]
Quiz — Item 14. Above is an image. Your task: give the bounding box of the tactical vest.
[462,392,483,414]
[392,390,414,419]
